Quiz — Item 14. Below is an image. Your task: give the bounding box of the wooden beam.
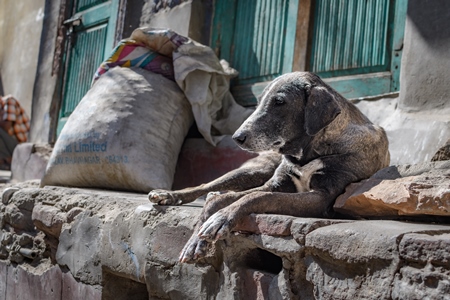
[292,0,313,71]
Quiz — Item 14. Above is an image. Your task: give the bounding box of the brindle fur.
[149,72,390,263]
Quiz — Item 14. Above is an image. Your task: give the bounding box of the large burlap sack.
[41,67,193,192]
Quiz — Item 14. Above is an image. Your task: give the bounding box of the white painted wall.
[0,0,45,117]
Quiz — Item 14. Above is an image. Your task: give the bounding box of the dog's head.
[232,72,341,157]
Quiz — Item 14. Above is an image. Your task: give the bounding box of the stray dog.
[149,72,390,263]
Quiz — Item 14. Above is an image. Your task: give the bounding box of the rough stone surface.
[392,265,450,300]
[335,161,450,218]
[102,271,147,300]
[0,259,101,300]
[432,139,450,162]
[304,221,450,300]
[399,232,450,266]
[235,214,296,236]
[5,262,62,300]
[0,260,6,299]
[1,182,450,299]
[241,269,276,300]
[56,210,103,284]
[394,232,450,300]
[11,143,52,183]
[290,218,353,245]
[0,183,222,299]
[32,204,67,237]
[399,0,450,113]
[61,271,101,300]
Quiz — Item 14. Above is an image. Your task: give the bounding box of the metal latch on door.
[63,15,82,45]
[63,15,82,27]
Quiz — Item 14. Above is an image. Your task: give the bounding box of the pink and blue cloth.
[93,29,189,83]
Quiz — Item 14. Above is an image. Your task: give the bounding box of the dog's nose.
[232,131,247,145]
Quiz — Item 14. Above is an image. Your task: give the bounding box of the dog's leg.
[179,158,323,262]
[149,152,281,205]
[181,189,330,262]
[179,174,294,263]
[179,176,286,262]
[198,191,333,242]
[179,191,250,263]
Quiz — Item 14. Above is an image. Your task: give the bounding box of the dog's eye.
[274,97,285,105]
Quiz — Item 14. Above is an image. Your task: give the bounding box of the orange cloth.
[1,95,30,143]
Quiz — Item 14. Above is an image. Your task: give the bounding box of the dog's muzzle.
[232,130,247,145]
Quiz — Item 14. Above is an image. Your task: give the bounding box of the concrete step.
[0,170,11,183]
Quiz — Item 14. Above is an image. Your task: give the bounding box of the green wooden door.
[211,0,299,106]
[212,0,407,104]
[57,0,119,134]
[310,0,407,99]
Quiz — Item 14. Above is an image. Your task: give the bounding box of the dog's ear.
[304,86,341,136]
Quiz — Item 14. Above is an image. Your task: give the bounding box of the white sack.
[41,67,193,192]
[173,42,253,145]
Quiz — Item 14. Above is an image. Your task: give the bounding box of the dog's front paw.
[148,190,182,205]
[198,210,233,241]
[179,235,209,263]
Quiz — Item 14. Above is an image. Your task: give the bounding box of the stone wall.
[1,177,449,299]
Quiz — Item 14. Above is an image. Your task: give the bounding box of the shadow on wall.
[354,0,450,165]
[407,0,450,47]
[0,73,4,95]
[355,97,450,166]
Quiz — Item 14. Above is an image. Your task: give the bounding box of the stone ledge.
[335,160,450,218]
[1,183,450,299]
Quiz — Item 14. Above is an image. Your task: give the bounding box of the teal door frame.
[57,0,120,135]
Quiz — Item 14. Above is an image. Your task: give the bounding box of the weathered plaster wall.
[0,0,45,117]
[355,0,450,165]
[356,97,450,165]
[399,0,450,112]
[122,0,144,39]
[29,0,62,144]
[140,0,212,44]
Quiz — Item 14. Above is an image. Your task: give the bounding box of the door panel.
[212,0,407,103]
[57,0,119,135]
[310,0,390,77]
[310,0,407,99]
[211,0,299,106]
[77,0,108,11]
[231,0,288,84]
[61,24,108,118]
